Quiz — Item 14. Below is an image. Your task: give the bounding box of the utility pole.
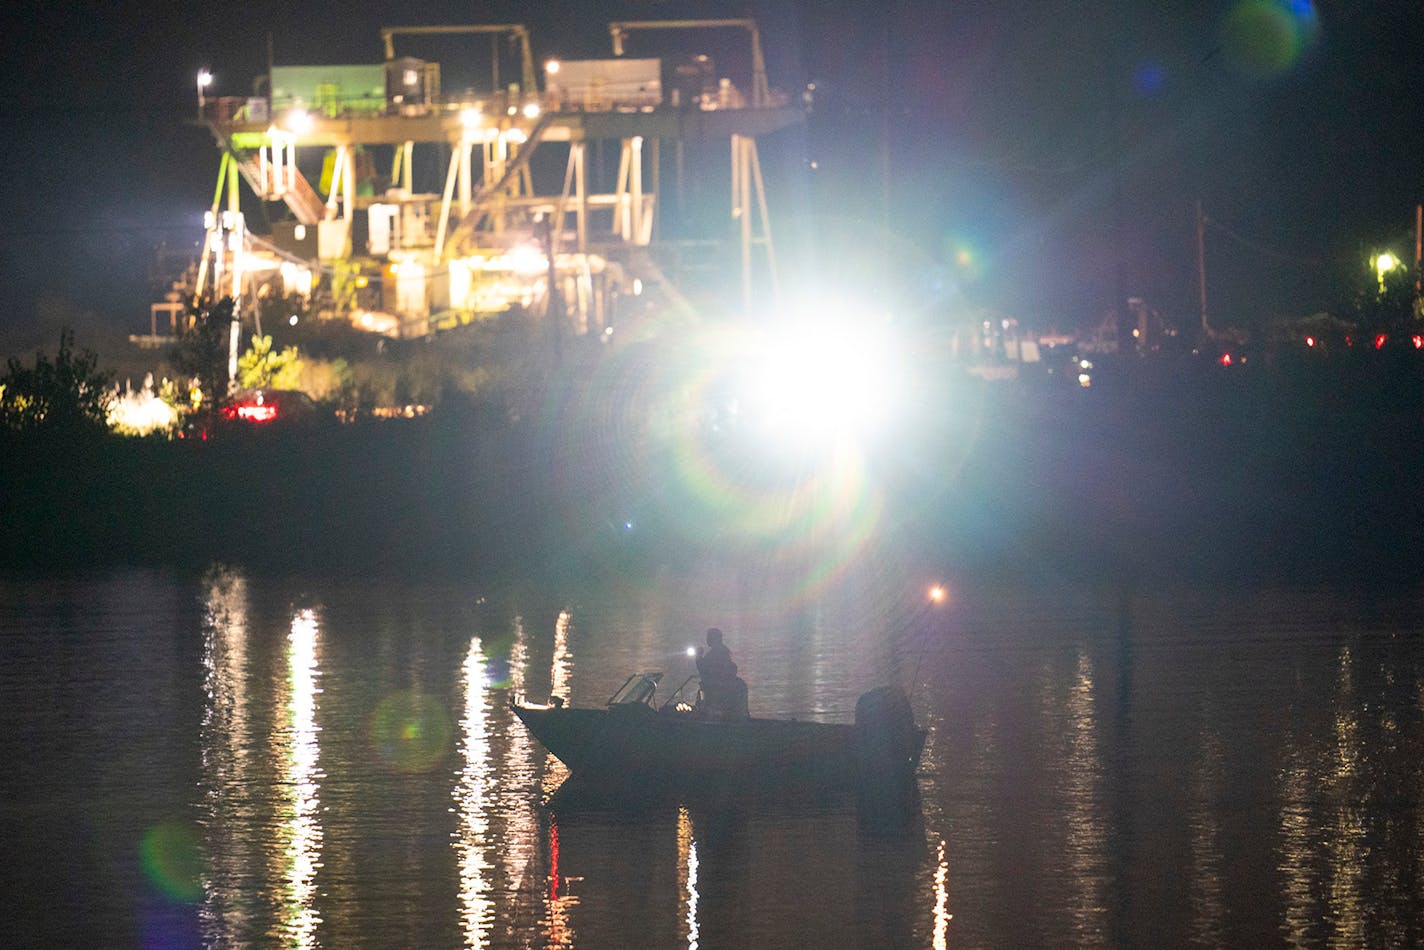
[1195,200,1210,335]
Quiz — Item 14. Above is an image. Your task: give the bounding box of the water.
[4,566,1424,948]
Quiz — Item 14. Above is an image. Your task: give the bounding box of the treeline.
[5,335,1424,584]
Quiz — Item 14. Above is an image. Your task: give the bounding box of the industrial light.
[1374,250,1401,291]
[285,109,313,135]
[460,106,482,129]
[738,307,904,449]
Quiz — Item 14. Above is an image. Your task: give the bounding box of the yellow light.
[545,60,561,75]
[460,107,482,129]
[1373,250,1401,291]
[522,102,541,119]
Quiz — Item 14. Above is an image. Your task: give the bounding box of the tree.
[237,333,302,390]
[0,328,114,435]
[169,297,235,409]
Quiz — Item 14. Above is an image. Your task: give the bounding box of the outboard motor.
[854,685,923,820]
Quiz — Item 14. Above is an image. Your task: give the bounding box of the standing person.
[696,628,748,720]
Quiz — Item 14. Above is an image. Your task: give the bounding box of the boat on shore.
[511,673,926,799]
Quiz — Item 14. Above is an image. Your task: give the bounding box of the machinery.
[187,19,803,340]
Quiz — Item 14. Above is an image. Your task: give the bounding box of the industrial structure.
[178,19,804,342]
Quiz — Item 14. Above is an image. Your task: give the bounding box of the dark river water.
[4,564,1424,948]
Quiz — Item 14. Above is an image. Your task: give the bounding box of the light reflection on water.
[678,806,699,949]
[282,608,324,945]
[7,572,1424,946]
[454,636,491,947]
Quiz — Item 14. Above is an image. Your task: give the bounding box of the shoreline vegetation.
[3,347,1424,586]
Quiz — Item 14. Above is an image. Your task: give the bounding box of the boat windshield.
[609,673,662,706]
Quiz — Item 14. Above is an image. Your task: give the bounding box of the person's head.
[706,627,723,646]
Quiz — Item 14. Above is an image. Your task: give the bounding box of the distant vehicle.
[219,389,320,427]
[180,389,322,440]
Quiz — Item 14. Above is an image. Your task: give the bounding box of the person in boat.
[695,627,749,720]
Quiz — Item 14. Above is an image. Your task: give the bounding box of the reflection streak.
[1187,730,1225,947]
[199,571,252,943]
[678,806,699,949]
[454,637,492,948]
[932,839,950,950]
[1063,651,1107,943]
[282,608,323,946]
[551,611,573,703]
[1326,646,1365,949]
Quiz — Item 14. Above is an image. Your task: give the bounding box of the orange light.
[928,585,946,604]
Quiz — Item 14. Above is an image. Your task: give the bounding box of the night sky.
[1,0,1420,355]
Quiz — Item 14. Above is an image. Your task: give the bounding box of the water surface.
[4,567,1423,947]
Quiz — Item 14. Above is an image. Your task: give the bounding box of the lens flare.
[140,822,204,903]
[370,690,454,772]
[1220,0,1318,79]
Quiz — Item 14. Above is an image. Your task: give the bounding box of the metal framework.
[190,20,801,337]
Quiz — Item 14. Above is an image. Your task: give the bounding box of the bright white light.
[545,60,561,75]
[460,107,482,129]
[522,102,541,119]
[197,69,213,89]
[108,389,176,436]
[507,243,546,276]
[741,314,902,446]
[285,109,313,135]
[686,647,697,658]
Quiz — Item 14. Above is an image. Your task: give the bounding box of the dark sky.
[0,0,1420,352]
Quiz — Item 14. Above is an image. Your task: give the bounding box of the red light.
[1305,336,1316,347]
[1219,352,1232,367]
[1375,334,1387,350]
[235,403,278,422]
[1413,335,1423,350]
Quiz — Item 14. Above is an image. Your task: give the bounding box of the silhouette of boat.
[511,673,926,796]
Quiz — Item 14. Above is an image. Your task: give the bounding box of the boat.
[511,673,927,798]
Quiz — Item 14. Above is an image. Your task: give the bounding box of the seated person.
[695,627,749,720]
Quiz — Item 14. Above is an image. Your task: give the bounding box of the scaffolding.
[188,19,803,339]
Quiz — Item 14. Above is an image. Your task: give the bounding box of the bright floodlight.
[686,646,697,657]
[522,102,541,119]
[742,312,902,447]
[545,59,561,75]
[1375,250,1401,290]
[197,69,213,89]
[928,585,946,604]
[285,109,313,135]
[460,106,482,129]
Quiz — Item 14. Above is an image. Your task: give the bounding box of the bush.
[0,328,114,436]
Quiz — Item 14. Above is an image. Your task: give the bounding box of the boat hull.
[512,702,921,793]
